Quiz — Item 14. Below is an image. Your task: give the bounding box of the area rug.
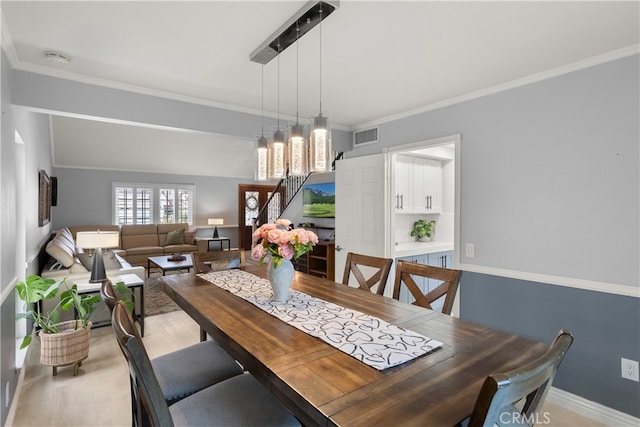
[145,272,182,316]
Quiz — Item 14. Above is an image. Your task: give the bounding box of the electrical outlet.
[465,243,475,258]
[621,358,639,382]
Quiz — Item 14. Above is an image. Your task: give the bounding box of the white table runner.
[199,269,443,370]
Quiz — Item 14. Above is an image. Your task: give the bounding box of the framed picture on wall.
[38,169,51,227]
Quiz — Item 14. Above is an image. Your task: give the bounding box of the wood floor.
[7,310,605,426]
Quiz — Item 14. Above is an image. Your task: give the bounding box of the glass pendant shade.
[255,135,269,181]
[309,115,332,172]
[288,123,307,176]
[268,129,287,179]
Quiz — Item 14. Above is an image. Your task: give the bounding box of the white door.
[335,154,388,280]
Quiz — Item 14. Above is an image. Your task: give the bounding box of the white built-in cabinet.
[395,250,453,312]
[394,154,442,213]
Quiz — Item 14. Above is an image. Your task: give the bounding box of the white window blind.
[113,182,194,225]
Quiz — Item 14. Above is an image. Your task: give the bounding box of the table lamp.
[208,218,224,238]
[75,230,120,283]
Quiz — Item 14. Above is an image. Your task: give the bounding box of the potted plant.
[16,275,103,376]
[410,219,436,242]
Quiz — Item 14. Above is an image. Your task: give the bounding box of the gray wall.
[0,49,54,426]
[348,54,640,417]
[462,272,640,417]
[2,47,638,419]
[51,167,246,248]
[11,70,353,154]
[351,55,639,288]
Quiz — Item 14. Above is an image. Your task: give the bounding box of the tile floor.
[7,310,604,426]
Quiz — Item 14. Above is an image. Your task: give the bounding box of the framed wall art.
[38,169,51,227]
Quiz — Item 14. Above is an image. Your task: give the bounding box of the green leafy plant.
[410,219,436,239]
[15,275,118,349]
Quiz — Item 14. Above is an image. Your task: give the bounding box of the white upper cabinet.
[394,155,413,211]
[394,154,442,214]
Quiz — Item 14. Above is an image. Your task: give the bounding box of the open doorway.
[388,135,459,258]
[386,134,461,313]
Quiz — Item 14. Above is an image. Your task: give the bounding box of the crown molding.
[353,44,640,131]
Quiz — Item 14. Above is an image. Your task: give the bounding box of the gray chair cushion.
[169,373,300,427]
[152,340,243,404]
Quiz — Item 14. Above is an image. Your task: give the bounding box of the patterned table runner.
[199,269,443,370]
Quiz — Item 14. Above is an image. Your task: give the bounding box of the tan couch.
[120,223,199,267]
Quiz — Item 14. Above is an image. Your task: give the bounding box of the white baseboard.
[548,387,639,426]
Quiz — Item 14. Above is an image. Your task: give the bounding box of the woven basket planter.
[38,320,92,376]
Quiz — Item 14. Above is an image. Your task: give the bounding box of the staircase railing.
[252,151,344,240]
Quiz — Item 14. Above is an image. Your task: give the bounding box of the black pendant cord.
[318,7,323,116]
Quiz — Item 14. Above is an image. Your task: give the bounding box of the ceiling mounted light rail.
[250,1,339,65]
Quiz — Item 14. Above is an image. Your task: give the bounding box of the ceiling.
[2,1,639,177]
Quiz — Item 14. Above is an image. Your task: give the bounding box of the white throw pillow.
[45,235,75,267]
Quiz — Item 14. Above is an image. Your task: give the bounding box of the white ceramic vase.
[267,258,294,302]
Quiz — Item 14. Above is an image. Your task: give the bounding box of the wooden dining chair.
[392,260,462,314]
[111,301,301,427]
[192,249,246,274]
[101,281,243,427]
[342,252,393,295]
[459,329,574,427]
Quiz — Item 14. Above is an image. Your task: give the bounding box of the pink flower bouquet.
[251,219,319,267]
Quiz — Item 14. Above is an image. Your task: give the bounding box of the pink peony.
[267,228,285,244]
[290,228,305,244]
[251,244,265,260]
[278,244,294,260]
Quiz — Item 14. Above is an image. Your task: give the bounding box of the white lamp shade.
[208,218,224,225]
[288,124,308,176]
[268,141,287,179]
[76,231,120,249]
[309,116,332,172]
[256,146,269,181]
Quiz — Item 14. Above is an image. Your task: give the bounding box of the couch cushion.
[56,227,76,248]
[126,246,164,257]
[121,224,159,250]
[165,228,185,246]
[184,230,196,245]
[45,234,76,267]
[157,223,190,246]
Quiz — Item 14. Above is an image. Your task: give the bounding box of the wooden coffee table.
[147,254,193,278]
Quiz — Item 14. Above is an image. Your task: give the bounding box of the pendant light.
[268,41,287,180]
[288,23,308,177]
[255,65,269,181]
[309,5,332,173]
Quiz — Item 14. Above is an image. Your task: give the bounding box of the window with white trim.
[113,182,195,225]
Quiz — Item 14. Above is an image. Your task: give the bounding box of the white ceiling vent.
[353,127,379,148]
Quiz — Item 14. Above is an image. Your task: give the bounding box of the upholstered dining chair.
[392,260,462,314]
[111,301,301,427]
[101,281,243,427]
[341,252,393,295]
[192,249,245,274]
[458,329,574,427]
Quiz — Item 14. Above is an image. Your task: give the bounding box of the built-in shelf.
[292,241,335,281]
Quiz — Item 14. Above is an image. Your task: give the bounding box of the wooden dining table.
[159,265,547,427]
